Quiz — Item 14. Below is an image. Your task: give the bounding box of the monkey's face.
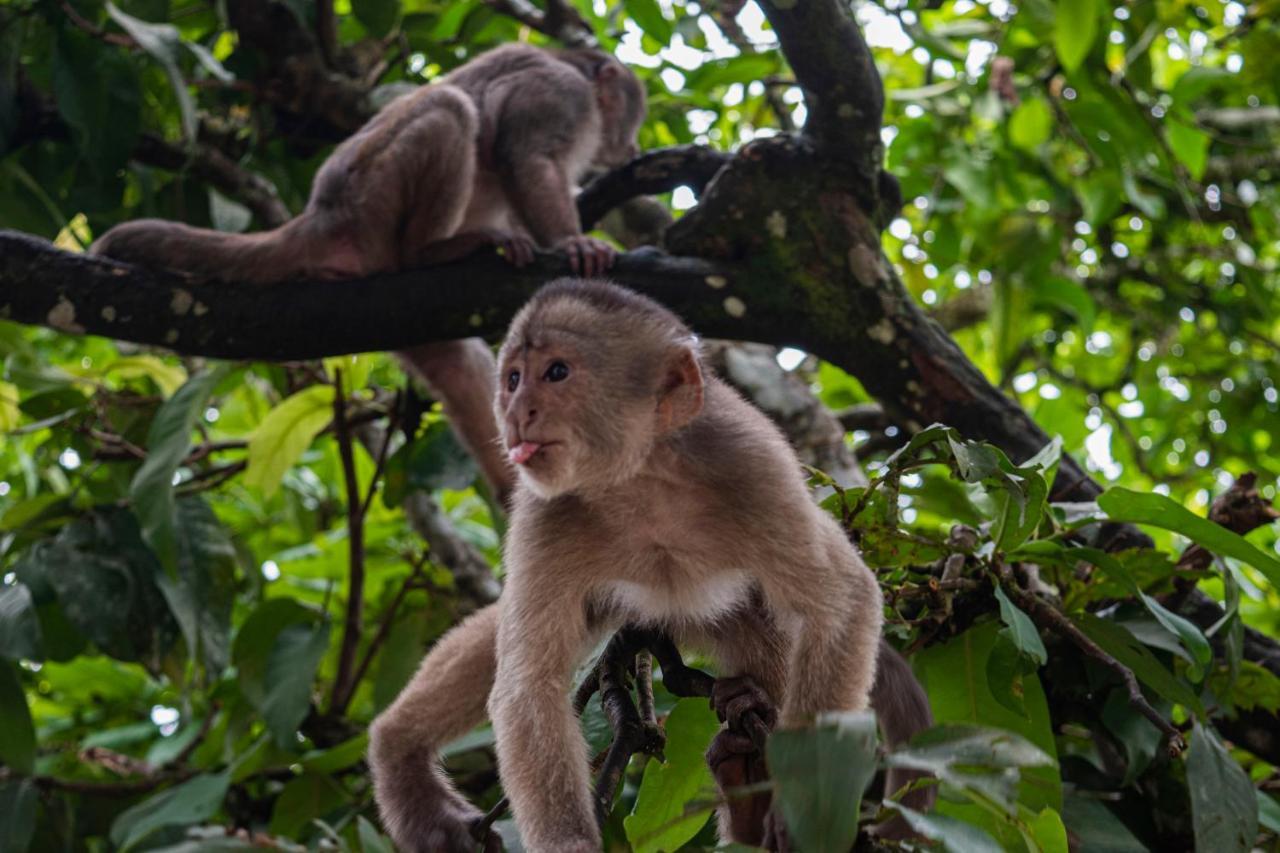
[593,62,647,168]
[496,332,659,499]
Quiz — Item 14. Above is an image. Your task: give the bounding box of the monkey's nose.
[520,408,537,430]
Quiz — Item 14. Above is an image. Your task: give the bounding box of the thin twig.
[346,556,426,695]
[329,369,367,715]
[995,562,1185,752]
[359,390,399,519]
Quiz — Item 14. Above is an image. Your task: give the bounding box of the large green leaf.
[1009,97,1054,151]
[131,369,223,574]
[12,509,180,670]
[105,3,198,141]
[244,385,335,499]
[1098,487,1280,589]
[0,778,37,853]
[624,0,674,44]
[232,598,330,748]
[913,623,1062,845]
[268,771,349,837]
[352,0,401,37]
[767,712,878,853]
[624,698,720,853]
[109,771,232,851]
[1053,0,1098,71]
[0,661,34,775]
[885,803,1004,853]
[0,584,42,662]
[1187,721,1258,853]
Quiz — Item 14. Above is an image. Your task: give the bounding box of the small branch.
[359,391,399,519]
[132,134,292,228]
[315,0,339,68]
[995,563,1185,752]
[483,0,595,47]
[346,556,424,695]
[329,370,366,715]
[1175,472,1279,572]
[577,145,732,231]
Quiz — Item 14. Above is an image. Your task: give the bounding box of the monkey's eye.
[506,370,520,392]
[543,361,570,382]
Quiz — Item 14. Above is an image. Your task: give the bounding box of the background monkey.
[370,280,934,852]
[91,44,647,505]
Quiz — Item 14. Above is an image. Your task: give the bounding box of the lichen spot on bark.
[171,289,195,316]
[469,313,484,328]
[868,318,895,345]
[165,329,180,344]
[838,103,856,119]
[723,296,747,318]
[766,210,787,239]
[194,302,210,317]
[705,275,728,290]
[101,306,117,322]
[47,297,85,334]
[848,245,888,288]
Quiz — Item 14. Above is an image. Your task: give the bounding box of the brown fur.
[91,45,647,505]
[371,280,934,852]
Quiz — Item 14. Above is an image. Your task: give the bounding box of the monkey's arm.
[772,527,885,727]
[368,604,501,853]
[504,155,615,277]
[488,571,599,853]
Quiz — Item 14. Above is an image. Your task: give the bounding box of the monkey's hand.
[556,235,616,278]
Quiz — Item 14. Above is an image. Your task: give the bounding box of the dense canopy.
[0,0,1277,851]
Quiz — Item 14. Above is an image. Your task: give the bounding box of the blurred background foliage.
[0,0,1278,850]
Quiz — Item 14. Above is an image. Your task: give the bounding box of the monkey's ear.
[656,347,703,432]
[595,62,622,82]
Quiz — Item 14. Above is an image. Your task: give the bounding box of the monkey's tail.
[871,640,937,839]
[91,218,311,284]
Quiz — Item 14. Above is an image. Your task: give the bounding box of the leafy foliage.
[0,0,1277,851]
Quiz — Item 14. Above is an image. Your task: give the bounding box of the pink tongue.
[509,441,541,465]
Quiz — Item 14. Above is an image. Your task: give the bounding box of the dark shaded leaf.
[0,661,34,774]
[1187,721,1257,853]
[109,772,231,852]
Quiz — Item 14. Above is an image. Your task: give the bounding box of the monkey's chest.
[599,564,752,625]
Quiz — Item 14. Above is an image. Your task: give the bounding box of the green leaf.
[0,661,34,774]
[109,771,231,851]
[624,698,720,853]
[1053,0,1098,71]
[130,369,223,574]
[352,0,401,37]
[268,772,349,837]
[1070,547,1212,680]
[884,803,1004,853]
[244,385,335,499]
[0,584,42,662]
[0,778,37,853]
[1061,791,1147,852]
[105,3,198,141]
[1032,277,1096,333]
[12,509,180,670]
[1009,97,1054,151]
[1026,806,1068,853]
[993,585,1048,666]
[357,816,396,853]
[994,469,1048,551]
[767,712,878,853]
[233,599,329,748]
[383,419,477,506]
[912,623,1061,844]
[1098,487,1280,590]
[624,0,674,44]
[301,733,370,773]
[1187,721,1258,853]
[102,355,188,398]
[1071,612,1203,715]
[1166,121,1211,180]
[1258,791,1280,834]
[154,497,238,672]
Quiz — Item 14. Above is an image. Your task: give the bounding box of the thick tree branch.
[484,0,595,47]
[756,0,884,175]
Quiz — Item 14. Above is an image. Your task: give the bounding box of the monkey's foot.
[711,675,778,739]
[707,729,771,845]
[556,235,616,277]
[487,230,536,267]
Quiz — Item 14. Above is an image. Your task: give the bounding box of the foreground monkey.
[92,45,646,505]
[370,280,934,852]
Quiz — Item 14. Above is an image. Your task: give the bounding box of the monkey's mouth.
[508,441,558,466]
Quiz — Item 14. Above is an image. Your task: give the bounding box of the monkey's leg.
[695,609,789,846]
[368,604,501,853]
[396,341,514,505]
